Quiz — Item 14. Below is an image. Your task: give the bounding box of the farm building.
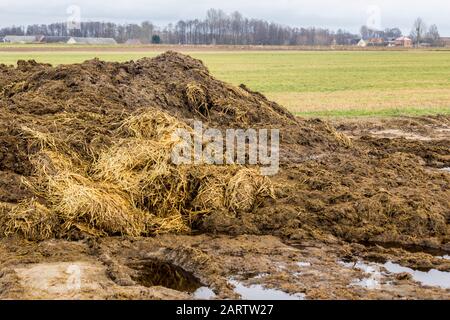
[3,35,42,43]
[440,37,450,47]
[357,39,367,47]
[386,38,397,47]
[67,37,117,45]
[125,39,143,45]
[394,36,412,47]
[367,38,385,46]
[41,36,71,43]
[349,38,362,45]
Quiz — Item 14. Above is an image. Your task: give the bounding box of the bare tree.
[230,11,244,44]
[411,17,427,46]
[427,24,440,46]
[360,25,369,39]
[384,28,402,38]
[140,21,154,43]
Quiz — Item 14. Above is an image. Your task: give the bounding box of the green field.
[1,46,449,117]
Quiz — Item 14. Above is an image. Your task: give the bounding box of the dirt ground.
[0,52,449,299]
[0,233,449,300]
[1,116,448,300]
[333,116,450,142]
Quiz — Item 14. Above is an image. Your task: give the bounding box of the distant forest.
[0,9,441,45]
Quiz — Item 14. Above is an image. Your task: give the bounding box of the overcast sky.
[1,0,449,35]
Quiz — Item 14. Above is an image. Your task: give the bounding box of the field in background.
[1,45,449,117]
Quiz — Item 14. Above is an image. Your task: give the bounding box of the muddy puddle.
[340,261,385,289]
[383,262,450,289]
[126,257,307,300]
[341,260,450,290]
[127,259,205,293]
[229,279,305,300]
[126,258,219,299]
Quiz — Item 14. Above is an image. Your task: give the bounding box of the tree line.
[0,9,443,46]
[0,9,345,45]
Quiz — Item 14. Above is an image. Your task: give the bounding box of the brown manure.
[0,51,447,249]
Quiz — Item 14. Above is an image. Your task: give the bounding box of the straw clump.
[47,172,147,237]
[93,138,193,218]
[190,167,276,215]
[5,108,275,239]
[1,199,59,241]
[185,82,210,118]
[119,108,192,141]
[91,109,275,235]
[324,123,353,148]
[191,166,237,215]
[225,169,275,213]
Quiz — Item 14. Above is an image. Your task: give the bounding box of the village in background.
[0,9,449,47]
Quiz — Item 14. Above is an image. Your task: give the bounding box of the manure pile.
[0,52,449,247]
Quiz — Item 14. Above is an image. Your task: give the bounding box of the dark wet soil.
[0,234,448,300]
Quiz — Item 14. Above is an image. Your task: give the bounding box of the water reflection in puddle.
[383,261,450,289]
[340,261,383,289]
[127,259,204,293]
[352,277,381,289]
[230,280,305,300]
[193,287,216,300]
[340,260,450,290]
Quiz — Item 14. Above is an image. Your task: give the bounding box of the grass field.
[1,45,449,117]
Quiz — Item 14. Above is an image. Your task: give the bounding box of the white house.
[357,39,367,47]
[3,35,41,44]
[67,37,117,45]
